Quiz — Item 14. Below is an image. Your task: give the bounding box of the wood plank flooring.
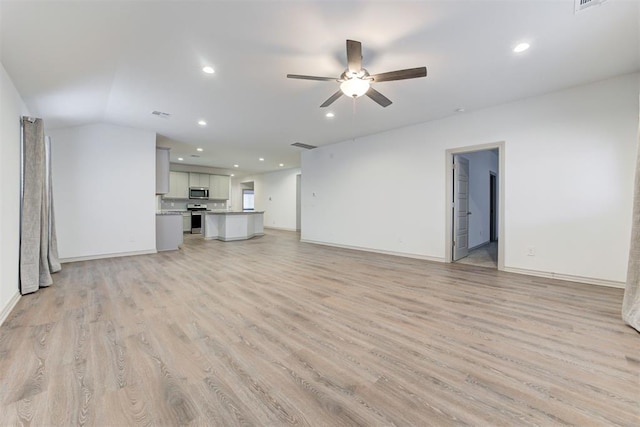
[0,230,638,426]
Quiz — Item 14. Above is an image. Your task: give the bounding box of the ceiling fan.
[287,39,427,108]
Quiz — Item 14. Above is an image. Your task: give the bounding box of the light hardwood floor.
[0,230,638,426]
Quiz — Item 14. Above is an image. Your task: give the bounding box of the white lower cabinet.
[156,214,184,251]
[182,213,191,232]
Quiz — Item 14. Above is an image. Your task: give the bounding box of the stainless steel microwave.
[189,187,209,199]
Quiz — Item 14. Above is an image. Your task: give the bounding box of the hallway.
[455,241,498,269]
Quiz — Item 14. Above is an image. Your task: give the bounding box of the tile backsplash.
[160,198,229,211]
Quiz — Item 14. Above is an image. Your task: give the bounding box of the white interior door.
[453,155,469,261]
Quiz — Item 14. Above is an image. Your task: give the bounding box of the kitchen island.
[203,210,264,241]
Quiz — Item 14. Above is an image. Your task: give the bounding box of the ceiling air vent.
[575,0,607,13]
[151,110,172,118]
[291,142,317,150]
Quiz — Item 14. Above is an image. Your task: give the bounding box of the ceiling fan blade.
[371,67,427,83]
[287,74,336,81]
[346,39,362,73]
[366,87,392,108]
[320,90,343,108]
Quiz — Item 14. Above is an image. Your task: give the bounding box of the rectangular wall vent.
[151,110,172,118]
[291,142,317,150]
[575,0,607,13]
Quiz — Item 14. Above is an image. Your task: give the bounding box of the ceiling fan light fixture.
[340,78,370,98]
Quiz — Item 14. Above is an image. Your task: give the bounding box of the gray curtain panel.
[20,117,61,295]
[44,136,61,274]
[623,125,640,333]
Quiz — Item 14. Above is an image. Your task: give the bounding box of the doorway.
[241,181,254,210]
[242,189,254,210]
[445,142,504,270]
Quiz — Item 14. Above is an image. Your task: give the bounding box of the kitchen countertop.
[204,210,265,215]
[158,209,261,215]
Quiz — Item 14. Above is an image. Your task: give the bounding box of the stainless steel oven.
[186,203,207,234]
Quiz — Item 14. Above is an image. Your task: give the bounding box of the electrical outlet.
[527,247,536,256]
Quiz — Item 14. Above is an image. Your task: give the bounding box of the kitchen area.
[155,148,264,251]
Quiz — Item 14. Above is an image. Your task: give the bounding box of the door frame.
[489,171,498,241]
[445,141,505,270]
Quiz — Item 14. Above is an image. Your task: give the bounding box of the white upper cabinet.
[165,172,227,199]
[189,173,209,188]
[209,175,230,200]
[155,147,170,194]
[165,171,189,199]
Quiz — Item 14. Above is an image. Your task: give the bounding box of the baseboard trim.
[204,233,265,241]
[60,249,157,264]
[264,226,298,232]
[299,240,622,288]
[503,267,625,289]
[0,291,21,328]
[300,239,445,263]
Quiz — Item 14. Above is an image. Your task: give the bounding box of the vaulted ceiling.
[1,1,638,174]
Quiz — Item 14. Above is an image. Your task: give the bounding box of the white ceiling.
[1,1,638,175]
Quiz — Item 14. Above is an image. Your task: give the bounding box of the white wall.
[48,123,157,261]
[461,150,499,249]
[0,62,27,323]
[231,168,301,231]
[302,73,639,285]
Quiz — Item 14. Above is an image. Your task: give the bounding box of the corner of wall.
[0,62,27,323]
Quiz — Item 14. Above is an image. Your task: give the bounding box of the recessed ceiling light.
[196,147,203,152]
[178,157,184,161]
[259,158,264,161]
[513,42,530,53]
[455,108,465,113]
[202,66,214,74]
[279,163,284,167]
[198,120,207,126]
[230,174,235,177]
[233,164,239,168]
[325,112,335,118]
